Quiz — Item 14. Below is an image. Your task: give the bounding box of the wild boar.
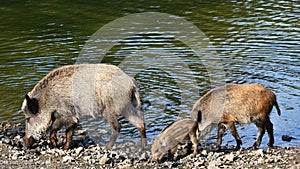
[21,64,146,150]
[151,118,199,162]
[190,84,281,150]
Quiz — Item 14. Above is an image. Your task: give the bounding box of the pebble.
[255,149,264,156]
[2,138,11,144]
[201,149,208,156]
[0,122,299,168]
[75,146,84,155]
[224,152,236,162]
[100,154,109,165]
[83,156,91,161]
[77,130,87,136]
[63,155,74,163]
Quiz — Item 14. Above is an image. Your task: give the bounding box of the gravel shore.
[0,122,299,169]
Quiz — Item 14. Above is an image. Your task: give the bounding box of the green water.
[0,1,299,147]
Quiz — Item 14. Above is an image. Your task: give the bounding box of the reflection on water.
[0,1,299,148]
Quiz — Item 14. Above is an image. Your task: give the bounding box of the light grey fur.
[22,64,146,149]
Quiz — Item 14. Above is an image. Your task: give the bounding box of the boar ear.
[25,94,39,114]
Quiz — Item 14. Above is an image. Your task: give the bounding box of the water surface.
[0,1,299,148]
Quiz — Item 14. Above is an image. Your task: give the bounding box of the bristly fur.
[30,65,75,98]
[191,83,281,149]
[22,64,146,150]
[151,118,198,161]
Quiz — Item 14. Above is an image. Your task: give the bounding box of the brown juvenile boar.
[190,84,281,150]
[21,64,146,150]
[151,118,198,162]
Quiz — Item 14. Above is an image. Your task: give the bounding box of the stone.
[46,159,51,165]
[75,147,84,156]
[257,157,264,164]
[2,138,11,144]
[11,153,19,160]
[77,130,87,136]
[225,153,236,162]
[255,149,264,156]
[99,129,108,134]
[201,150,208,156]
[83,156,91,161]
[139,152,148,161]
[62,155,74,163]
[100,154,109,165]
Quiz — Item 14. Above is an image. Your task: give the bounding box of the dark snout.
[139,124,147,148]
[24,135,35,149]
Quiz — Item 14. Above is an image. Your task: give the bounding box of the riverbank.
[0,122,299,169]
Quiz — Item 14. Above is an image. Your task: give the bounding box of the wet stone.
[100,154,109,165]
[2,138,11,144]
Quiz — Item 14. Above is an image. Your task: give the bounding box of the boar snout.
[24,135,35,149]
[150,153,163,163]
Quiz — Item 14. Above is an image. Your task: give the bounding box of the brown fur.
[22,64,146,150]
[151,118,198,162]
[190,84,281,150]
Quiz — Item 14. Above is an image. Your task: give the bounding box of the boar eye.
[26,118,30,123]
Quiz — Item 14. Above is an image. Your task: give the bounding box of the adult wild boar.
[151,118,199,162]
[21,64,146,150]
[191,84,281,150]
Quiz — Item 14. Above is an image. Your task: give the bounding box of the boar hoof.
[251,143,258,150]
[214,145,221,151]
[235,145,241,151]
[62,144,70,150]
[267,144,274,149]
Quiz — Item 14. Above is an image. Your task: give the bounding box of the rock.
[201,149,208,156]
[255,149,264,156]
[77,130,87,136]
[100,154,109,165]
[99,129,108,134]
[139,151,148,161]
[257,157,264,164]
[75,147,84,156]
[225,152,236,162]
[194,160,204,167]
[63,155,74,163]
[46,159,51,165]
[83,156,91,161]
[282,135,295,142]
[2,138,11,144]
[90,159,96,164]
[11,153,19,160]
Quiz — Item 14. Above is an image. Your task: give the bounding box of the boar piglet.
[21,64,146,150]
[191,83,281,150]
[151,118,198,162]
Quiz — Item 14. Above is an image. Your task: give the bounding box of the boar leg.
[170,145,179,160]
[265,118,274,148]
[253,121,266,149]
[171,145,179,154]
[50,129,58,148]
[105,116,121,149]
[62,125,76,150]
[125,115,147,148]
[216,123,226,150]
[226,122,242,150]
[191,137,198,156]
[189,124,198,156]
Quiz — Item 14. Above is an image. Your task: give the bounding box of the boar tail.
[274,99,281,116]
[131,81,142,112]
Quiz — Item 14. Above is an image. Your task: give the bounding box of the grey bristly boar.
[21,64,146,150]
[190,83,281,150]
[151,118,198,162]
